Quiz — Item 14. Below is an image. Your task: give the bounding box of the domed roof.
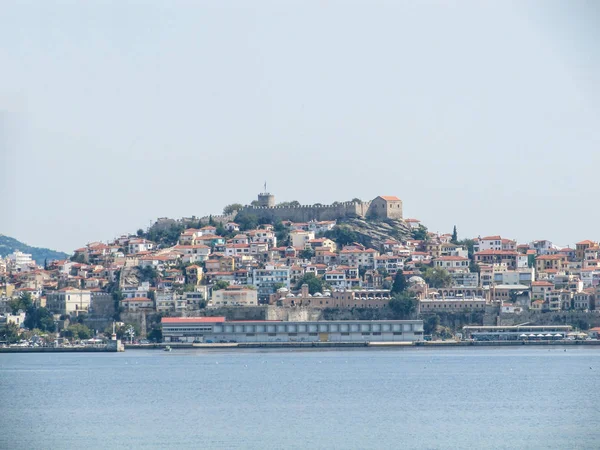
[286,292,295,298]
[278,287,289,293]
[409,276,425,284]
[314,292,323,297]
[323,291,331,297]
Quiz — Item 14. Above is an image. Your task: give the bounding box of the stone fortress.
[236,191,403,223]
[154,191,403,230]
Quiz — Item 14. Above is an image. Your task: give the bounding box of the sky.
[1,0,599,253]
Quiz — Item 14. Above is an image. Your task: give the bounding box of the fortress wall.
[239,202,369,222]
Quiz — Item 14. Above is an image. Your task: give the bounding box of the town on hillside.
[2,191,600,346]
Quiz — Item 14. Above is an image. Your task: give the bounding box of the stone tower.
[257,183,275,207]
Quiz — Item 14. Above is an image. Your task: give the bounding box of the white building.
[252,266,291,301]
[162,317,424,343]
[46,288,92,316]
[290,230,315,249]
[211,288,258,307]
[7,251,34,270]
[128,239,154,254]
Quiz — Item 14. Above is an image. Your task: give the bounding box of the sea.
[1,347,599,450]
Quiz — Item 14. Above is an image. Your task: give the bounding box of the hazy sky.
[1,1,599,253]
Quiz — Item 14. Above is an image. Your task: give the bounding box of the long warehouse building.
[161,317,424,343]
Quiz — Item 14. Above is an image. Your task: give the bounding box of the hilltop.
[0,235,69,265]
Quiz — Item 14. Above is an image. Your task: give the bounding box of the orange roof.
[161,317,225,323]
[378,195,401,201]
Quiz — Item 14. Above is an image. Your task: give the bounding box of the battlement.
[234,195,399,223]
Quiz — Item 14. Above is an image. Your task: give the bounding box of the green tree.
[274,219,289,244]
[213,280,230,291]
[412,224,429,241]
[424,315,440,335]
[64,323,92,340]
[9,292,33,314]
[0,323,20,343]
[388,292,417,319]
[324,226,359,247]
[299,248,315,260]
[215,222,226,236]
[223,203,244,215]
[147,327,162,343]
[391,270,407,294]
[136,229,145,237]
[24,306,56,332]
[457,238,476,258]
[235,214,259,231]
[422,267,452,288]
[469,260,480,273]
[138,266,159,284]
[451,226,458,244]
[294,273,327,295]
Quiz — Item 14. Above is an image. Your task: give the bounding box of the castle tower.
[257,182,275,207]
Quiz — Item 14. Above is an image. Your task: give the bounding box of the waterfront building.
[462,325,572,341]
[161,317,424,343]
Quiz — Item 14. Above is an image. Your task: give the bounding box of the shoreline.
[4,340,599,353]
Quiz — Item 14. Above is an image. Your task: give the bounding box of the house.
[307,238,337,252]
[173,245,211,262]
[404,218,421,230]
[232,234,249,245]
[535,255,565,273]
[375,255,404,275]
[339,248,379,269]
[252,266,291,302]
[290,230,315,249]
[224,244,251,257]
[531,281,553,301]
[249,229,277,247]
[573,290,595,310]
[225,222,240,232]
[128,239,154,255]
[205,256,235,273]
[324,270,348,289]
[185,265,204,285]
[433,256,469,273]
[46,288,92,316]
[121,297,154,312]
[474,236,503,252]
[211,287,258,307]
[474,250,518,270]
[529,240,556,256]
[588,327,600,339]
[501,303,522,314]
[530,299,544,311]
[307,220,336,234]
[576,240,597,261]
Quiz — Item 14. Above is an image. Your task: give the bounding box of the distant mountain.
[0,235,69,265]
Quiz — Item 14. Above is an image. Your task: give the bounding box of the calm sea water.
[1,347,599,449]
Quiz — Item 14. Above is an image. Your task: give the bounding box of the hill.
[325,218,413,249]
[0,235,69,265]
